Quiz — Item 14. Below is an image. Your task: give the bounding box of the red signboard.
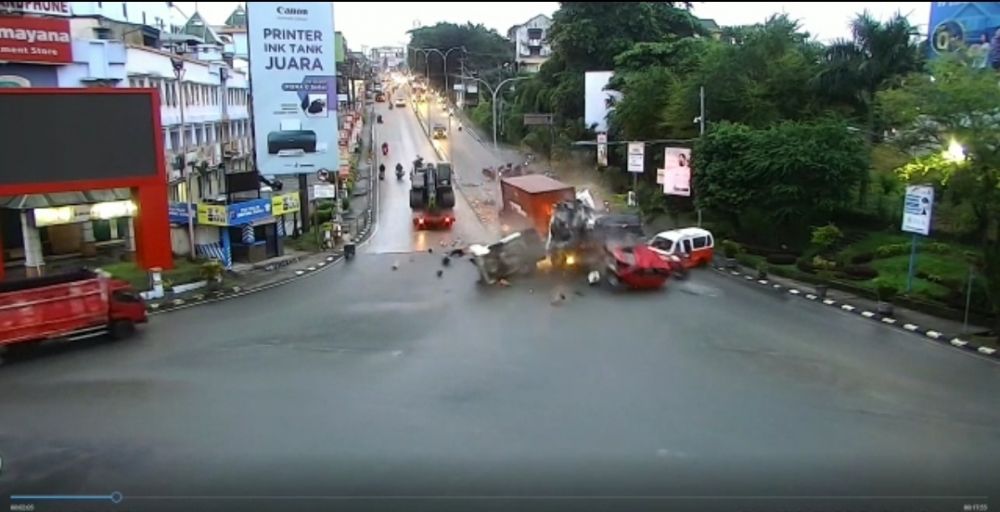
[0,16,72,64]
[0,2,71,16]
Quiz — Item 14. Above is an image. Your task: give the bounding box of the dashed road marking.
[881,317,897,325]
[307,267,316,271]
[823,299,836,305]
[903,323,919,331]
[925,330,942,340]
[805,294,817,300]
[788,289,800,295]
[757,279,768,284]
[841,304,855,312]
[861,311,875,318]
[978,346,996,355]
[950,338,968,347]
[295,270,305,276]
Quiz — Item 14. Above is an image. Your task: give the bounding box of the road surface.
[0,93,997,512]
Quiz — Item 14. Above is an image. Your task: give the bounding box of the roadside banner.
[271,192,301,215]
[627,142,644,173]
[597,132,608,166]
[662,147,691,196]
[902,185,934,235]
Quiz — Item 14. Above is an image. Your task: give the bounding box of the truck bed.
[0,275,111,345]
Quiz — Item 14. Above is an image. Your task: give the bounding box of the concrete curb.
[712,264,999,363]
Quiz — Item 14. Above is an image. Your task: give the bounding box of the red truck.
[499,175,575,236]
[0,270,148,354]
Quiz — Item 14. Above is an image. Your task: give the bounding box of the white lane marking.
[861,311,875,318]
[950,338,968,347]
[903,323,919,331]
[841,304,855,312]
[925,330,942,339]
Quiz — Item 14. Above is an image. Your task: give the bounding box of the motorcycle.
[378,164,385,181]
[395,164,404,180]
[377,114,383,124]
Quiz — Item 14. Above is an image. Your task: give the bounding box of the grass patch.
[100,258,205,291]
[285,227,325,252]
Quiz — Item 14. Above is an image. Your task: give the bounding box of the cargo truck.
[410,158,457,229]
[499,175,576,236]
[0,269,147,357]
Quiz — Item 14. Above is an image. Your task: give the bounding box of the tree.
[816,11,922,205]
[407,22,512,91]
[878,56,1000,327]
[663,14,825,135]
[692,118,867,242]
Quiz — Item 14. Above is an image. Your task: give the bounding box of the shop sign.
[0,16,73,64]
[271,193,300,215]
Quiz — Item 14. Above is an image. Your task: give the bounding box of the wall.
[55,39,127,86]
[169,224,219,256]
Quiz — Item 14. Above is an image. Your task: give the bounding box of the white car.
[394,98,406,107]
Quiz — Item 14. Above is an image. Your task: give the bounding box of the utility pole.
[697,85,705,227]
[172,53,196,260]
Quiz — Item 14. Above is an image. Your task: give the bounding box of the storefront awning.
[0,189,132,210]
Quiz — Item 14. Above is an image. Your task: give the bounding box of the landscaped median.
[716,225,997,354]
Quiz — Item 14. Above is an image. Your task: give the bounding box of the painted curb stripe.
[788,289,800,295]
[925,330,942,339]
[903,324,919,331]
[978,346,996,355]
[841,304,855,312]
[861,311,875,318]
[950,338,968,347]
[823,299,836,305]
[881,317,897,324]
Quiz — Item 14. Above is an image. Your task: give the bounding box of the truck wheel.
[409,189,425,209]
[110,320,135,340]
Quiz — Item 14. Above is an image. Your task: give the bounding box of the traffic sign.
[317,169,330,182]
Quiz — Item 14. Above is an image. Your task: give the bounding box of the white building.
[507,14,552,73]
[69,1,184,33]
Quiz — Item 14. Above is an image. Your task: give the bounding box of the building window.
[169,128,180,150]
[195,125,203,145]
[527,28,543,40]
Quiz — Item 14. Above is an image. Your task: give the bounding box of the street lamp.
[944,138,966,163]
[411,46,465,138]
[171,49,196,261]
[461,74,530,150]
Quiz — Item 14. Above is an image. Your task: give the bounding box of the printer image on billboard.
[266,120,317,155]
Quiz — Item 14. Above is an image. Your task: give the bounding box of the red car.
[603,243,674,290]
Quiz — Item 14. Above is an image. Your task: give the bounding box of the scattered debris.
[574,290,585,297]
[498,278,511,287]
[449,248,465,257]
[587,271,601,285]
[428,248,433,254]
[392,261,399,271]
[441,256,451,267]
[436,270,444,278]
[439,240,447,247]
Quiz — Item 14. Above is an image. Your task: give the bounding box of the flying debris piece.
[436,269,444,278]
[441,256,451,267]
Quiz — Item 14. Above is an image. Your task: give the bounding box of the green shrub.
[850,252,875,264]
[341,197,351,212]
[873,278,897,301]
[200,260,224,282]
[313,209,333,225]
[722,239,742,258]
[840,265,879,281]
[796,257,816,274]
[811,223,843,252]
[875,243,909,259]
[812,255,837,270]
[925,242,951,255]
[766,253,798,265]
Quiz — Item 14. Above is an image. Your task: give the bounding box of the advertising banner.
[584,71,621,133]
[248,2,338,176]
[929,2,1000,57]
[0,16,72,64]
[271,192,300,215]
[314,183,336,199]
[627,142,644,173]
[228,198,273,225]
[662,147,692,197]
[596,132,608,167]
[0,2,71,16]
[902,185,934,235]
[197,204,228,226]
[168,203,195,224]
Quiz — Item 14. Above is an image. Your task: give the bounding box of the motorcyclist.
[395,162,404,179]
[378,163,385,180]
[377,114,383,123]
[381,142,389,155]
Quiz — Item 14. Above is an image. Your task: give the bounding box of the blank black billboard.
[0,92,159,186]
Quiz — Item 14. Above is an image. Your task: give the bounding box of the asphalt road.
[0,94,998,512]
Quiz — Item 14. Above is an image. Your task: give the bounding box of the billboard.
[0,91,159,185]
[248,2,338,176]
[0,16,73,64]
[929,2,1000,57]
[662,147,692,197]
[0,2,71,16]
[584,71,622,133]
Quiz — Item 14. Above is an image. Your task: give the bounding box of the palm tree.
[816,11,922,206]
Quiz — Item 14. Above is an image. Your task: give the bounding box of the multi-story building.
[507,14,552,73]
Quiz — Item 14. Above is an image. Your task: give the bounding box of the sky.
[173,2,933,49]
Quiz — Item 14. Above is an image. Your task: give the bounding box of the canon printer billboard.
[247,2,338,176]
[929,2,1000,57]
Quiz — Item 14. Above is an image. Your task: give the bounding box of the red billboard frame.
[0,88,173,280]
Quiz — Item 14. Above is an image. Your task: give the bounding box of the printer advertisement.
[248,2,337,175]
